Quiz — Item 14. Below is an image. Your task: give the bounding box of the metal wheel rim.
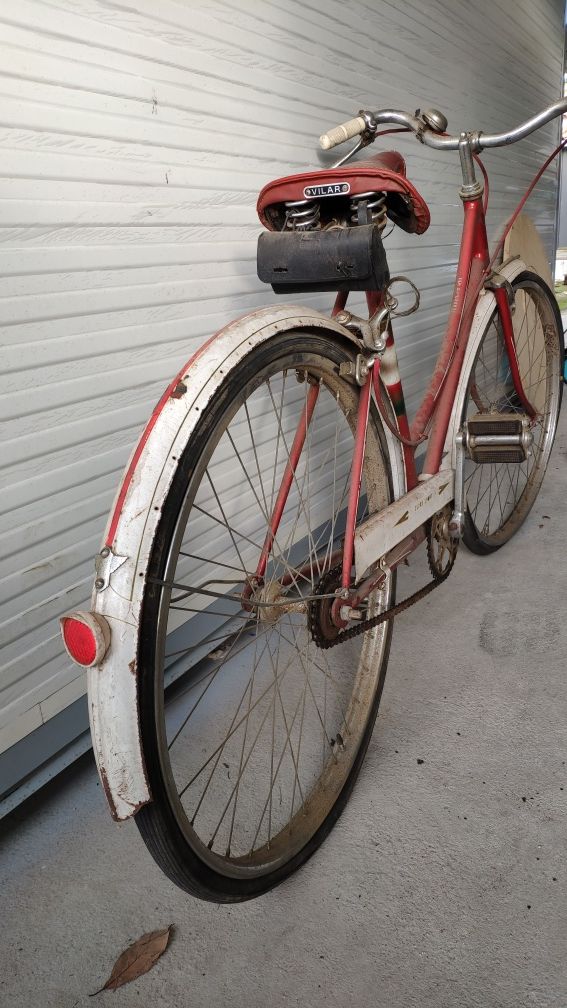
[149,345,393,879]
[462,278,561,545]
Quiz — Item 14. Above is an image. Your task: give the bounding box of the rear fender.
[88,305,405,821]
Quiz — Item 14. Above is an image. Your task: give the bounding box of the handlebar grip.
[319,116,366,150]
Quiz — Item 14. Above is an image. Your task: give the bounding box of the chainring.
[426,505,458,581]
[307,508,458,650]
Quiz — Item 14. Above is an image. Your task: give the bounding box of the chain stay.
[311,512,456,650]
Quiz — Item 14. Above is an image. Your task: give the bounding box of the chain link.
[310,516,456,650]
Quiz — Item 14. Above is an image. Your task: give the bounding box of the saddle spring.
[350,191,388,230]
[282,191,388,232]
[284,199,321,230]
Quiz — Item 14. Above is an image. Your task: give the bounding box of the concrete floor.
[1,410,567,1008]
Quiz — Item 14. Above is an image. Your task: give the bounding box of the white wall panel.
[0,0,563,780]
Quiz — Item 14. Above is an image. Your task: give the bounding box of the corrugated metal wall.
[0,0,563,800]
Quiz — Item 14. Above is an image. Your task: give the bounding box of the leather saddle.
[257,151,430,235]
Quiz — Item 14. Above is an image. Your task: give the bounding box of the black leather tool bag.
[257,224,390,294]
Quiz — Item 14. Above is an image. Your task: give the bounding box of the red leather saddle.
[257,151,430,235]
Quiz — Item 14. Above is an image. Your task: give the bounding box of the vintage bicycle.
[60,99,565,902]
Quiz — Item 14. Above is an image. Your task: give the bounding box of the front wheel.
[461,271,563,555]
[135,330,396,901]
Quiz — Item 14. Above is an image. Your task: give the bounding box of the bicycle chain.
[309,517,456,651]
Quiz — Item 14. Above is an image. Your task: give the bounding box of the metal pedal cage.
[450,412,533,536]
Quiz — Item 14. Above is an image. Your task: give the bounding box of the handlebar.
[319,98,567,153]
[320,116,367,150]
[479,98,567,148]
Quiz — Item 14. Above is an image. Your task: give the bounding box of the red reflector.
[62,617,97,666]
[60,610,111,667]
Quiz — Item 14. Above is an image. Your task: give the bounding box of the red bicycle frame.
[248,187,537,605]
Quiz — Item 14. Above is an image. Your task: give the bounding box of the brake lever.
[331,129,375,169]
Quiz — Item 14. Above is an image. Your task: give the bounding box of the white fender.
[443,257,528,467]
[87,304,406,820]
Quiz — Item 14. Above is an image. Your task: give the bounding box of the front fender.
[88,304,405,821]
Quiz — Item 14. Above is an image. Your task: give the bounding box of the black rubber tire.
[462,271,563,556]
[134,330,396,902]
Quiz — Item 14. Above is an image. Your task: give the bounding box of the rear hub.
[308,566,345,648]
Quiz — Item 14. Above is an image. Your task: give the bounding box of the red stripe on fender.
[105,335,217,547]
[104,308,271,547]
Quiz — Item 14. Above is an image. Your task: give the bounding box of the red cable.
[473,153,490,215]
[373,367,427,447]
[370,127,412,141]
[488,136,567,272]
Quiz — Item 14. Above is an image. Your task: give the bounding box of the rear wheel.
[135,331,395,901]
[461,272,563,554]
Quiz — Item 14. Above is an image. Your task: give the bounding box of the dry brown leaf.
[91,925,173,995]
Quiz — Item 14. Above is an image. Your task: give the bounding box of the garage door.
[0,0,563,809]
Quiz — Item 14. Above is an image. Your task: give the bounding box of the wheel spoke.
[169,619,267,752]
[462,279,559,548]
[142,345,396,881]
[179,626,299,796]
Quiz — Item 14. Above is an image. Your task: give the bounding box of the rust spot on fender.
[129,658,137,676]
[98,763,149,820]
[97,763,120,821]
[171,380,187,399]
[395,511,409,526]
[125,799,147,816]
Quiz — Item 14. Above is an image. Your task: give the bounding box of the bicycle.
[60,98,565,902]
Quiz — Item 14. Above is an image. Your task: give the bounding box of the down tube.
[422,197,489,473]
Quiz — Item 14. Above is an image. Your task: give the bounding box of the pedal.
[464,412,533,463]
